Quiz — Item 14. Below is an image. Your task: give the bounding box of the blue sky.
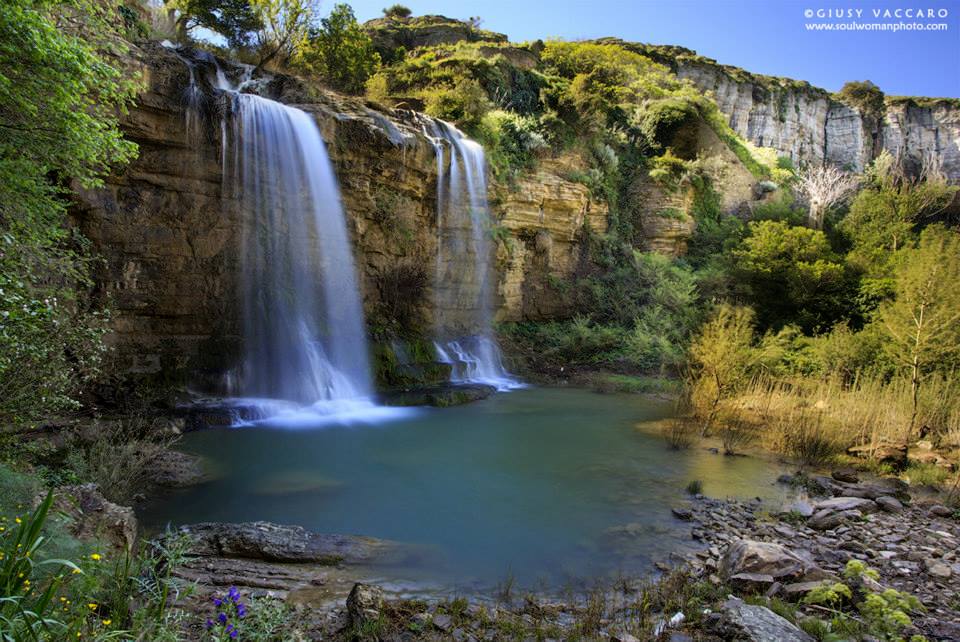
[341,0,960,97]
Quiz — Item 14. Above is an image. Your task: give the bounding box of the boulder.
[176,521,400,564]
[671,507,693,521]
[346,583,383,628]
[929,504,953,517]
[809,508,862,531]
[52,484,137,554]
[831,469,859,484]
[925,560,953,579]
[875,496,904,513]
[708,598,815,642]
[148,449,209,487]
[720,540,824,583]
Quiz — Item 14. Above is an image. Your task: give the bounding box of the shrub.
[780,409,845,469]
[424,77,492,130]
[382,4,411,18]
[716,414,757,455]
[837,80,885,121]
[685,479,703,494]
[63,417,177,504]
[663,418,698,450]
[0,0,137,425]
[688,305,757,434]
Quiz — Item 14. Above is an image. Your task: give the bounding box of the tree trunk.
[909,356,920,436]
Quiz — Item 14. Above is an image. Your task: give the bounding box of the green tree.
[0,0,138,423]
[251,0,318,68]
[294,3,380,93]
[165,0,263,47]
[733,220,855,332]
[689,304,757,435]
[879,226,960,433]
[842,151,958,274]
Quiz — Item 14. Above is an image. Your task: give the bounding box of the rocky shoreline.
[119,467,953,640]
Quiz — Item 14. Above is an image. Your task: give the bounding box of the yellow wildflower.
[87,603,97,610]
[90,553,101,561]
[102,619,111,626]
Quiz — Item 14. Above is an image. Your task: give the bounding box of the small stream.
[142,388,792,593]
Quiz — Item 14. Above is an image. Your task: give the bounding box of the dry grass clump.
[718,372,960,465]
[660,388,700,450]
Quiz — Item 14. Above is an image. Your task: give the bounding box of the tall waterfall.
[160,50,403,424]
[427,120,521,391]
[223,93,375,409]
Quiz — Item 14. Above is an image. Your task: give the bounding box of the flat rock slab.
[718,598,815,642]
[814,496,878,514]
[176,521,401,565]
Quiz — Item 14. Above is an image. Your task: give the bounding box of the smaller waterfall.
[426,119,522,391]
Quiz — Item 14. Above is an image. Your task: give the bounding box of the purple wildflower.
[236,603,247,618]
[227,624,238,639]
[218,612,228,625]
[205,619,213,630]
[213,597,223,607]
[228,587,240,603]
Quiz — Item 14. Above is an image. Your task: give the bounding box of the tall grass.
[712,372,960,464]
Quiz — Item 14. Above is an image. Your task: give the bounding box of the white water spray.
[426,119,522,391]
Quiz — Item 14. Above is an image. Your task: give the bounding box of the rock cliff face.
[73,37,956,387]
[70,43,608,383]
[669,56,960,180]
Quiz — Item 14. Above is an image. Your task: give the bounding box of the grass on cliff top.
[886,95,960,110]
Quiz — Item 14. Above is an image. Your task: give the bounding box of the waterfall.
[223,93,375,410]
[426,120,522,391]
[167,44,405,424]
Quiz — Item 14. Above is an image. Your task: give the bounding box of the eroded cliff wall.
[70,43,608,383]
[672,56,960,180]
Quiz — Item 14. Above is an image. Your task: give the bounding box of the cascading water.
[223,93,374,408]
[168,44,405,425]
[426,119,522,391]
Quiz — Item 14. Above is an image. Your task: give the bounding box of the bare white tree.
[793,164,860,229]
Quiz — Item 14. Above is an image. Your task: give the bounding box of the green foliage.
[424,77,492,130]
[803,582,852,608]
[636,97,699,152]
[836,80,885,121]
[0,0,139,424]
[878,225,960,430]
[879,225,960,374]
[860,589,924,640]
[842,151,958,275]
[249,0,317,68]
[294,3,380,93]
[381,4,411,18]
[733,220,856,333]
[688,304,757,432]
[476,110,547,181]
[167,0,264,47]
